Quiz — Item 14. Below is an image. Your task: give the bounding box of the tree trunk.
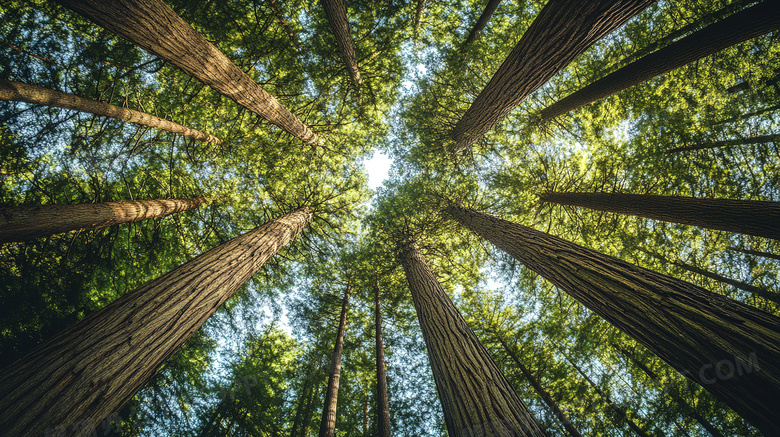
[399,240,545,436]
[413,0,427,41]
[715,102,780,126]
[0,208,312,437]
[539,191,780,241]
[268,0,301,51]
[0,79,221,143]
[290,376,314,437]
[302,378,323,437]
[55,0,319,146]
[451,0,653,151]
[494,335,583,437]
[318,284,350,437]
[539,2,780,121]
[462,0,502,46]
[321,0,363,87]
[666,134,780,154]
[727,246,780,261]
[446,204,780,435]
[0,196,207,243]
[374,279,392,437]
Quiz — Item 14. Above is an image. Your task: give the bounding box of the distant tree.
[319,283,350,437]
[413,0,427,41]
[728,246,780,261]
[666,134,780,154]
[462,0,502,47]
[321,0,362,87]
[374,279,392,437]
[268,0,301,51]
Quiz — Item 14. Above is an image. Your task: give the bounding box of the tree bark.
[539,191,780,241]
[321,0,363,87]
[0,79,221,144]
[451,0,654,151]
[0,196,207,243]
[374,279,392,437]
[399,240,545,436]
[318,283,350,437]
[446,204,780,435]
[727,246,780,261]
[463,0,502,46]
[0,208,312,437]
[539,2,780,121]
[666,134,780,154]
[55,0,319,146]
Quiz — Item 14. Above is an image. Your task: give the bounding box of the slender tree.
[727,246,780,261]
[462,0,502,46]
[0,196,207,243]
[374,279,392,437]
[666,134,780,154]
[714,102,780,126]
[319,283,351,437]
[321,0,363,87]
[399,240,546,436]
[539,2,780,121]
[446,204,780,435]
[268,0,301,51]
[539,191,780,240]
[55,0,319,145]
[0,79,221,143]
[451,0,654,151]
[0,208,312,436]
[413,0,427,41]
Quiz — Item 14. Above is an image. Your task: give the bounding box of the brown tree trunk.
[0,196,207,243]
[374,279,392,437]
[290,376,314,437]
[666,134,780,154]
[399,240,545,436]
[539,2,780,121]
[539,191,780,241]
[55,0,319,146]
[451,0,653,151]
[413,0,427,41]
[268,0,301,51]
[494,335,583,437]
[715,102,780,126]
[727,246,780,261]
[318,284,351,437]
[0,79,221,143]
[321,0,363,87]
[446,204,780,435]
[463,0,502,46]
[0,208,312,437]
[301,379,323,437]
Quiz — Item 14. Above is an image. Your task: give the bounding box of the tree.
[0,208,311,436]
[462,0,502,47]
[539,191,780,241]
[666,134,780,154]
[539,1,780,122]
[55,0,320,145]
[321,0,363,87]
[446,203,780,435]
[728,246,780,262]
[0,79,221,143]
[451,0,654,151]
[0,196,207,243]
[374,279,392,437]
[319,283,350,437]
[399,239,545,436]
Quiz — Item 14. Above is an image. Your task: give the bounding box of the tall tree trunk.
[290,376,314,437]
[319,284,351,437]
[374,279,392,437]
[0,196,207,243]
[268,0,301,51]
[451,0,653,151]
[0,208,311,437]
[666,134,780,154]
[446,204,780,435]
[727,246,780,261]
[715,102,780,126]
[399,240,545,436]
[462,0,502,46]
[321,0,363,87]
[302,379,323,437]
[0,79,221,144]
[494,335,583,437]
[413,0,427,41]
[539,191,780,241]
[55,0,319,146]
[539,2,780,121]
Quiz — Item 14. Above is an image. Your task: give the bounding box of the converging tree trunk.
[374,279,392,437]
[319,283,351,437]
[451,0,653,151]
[321,0,362,87]
[462,0,502,46]
[0,196,207,243]
[0,208,312,437]
[539,2,780,121]
[539,191,780,241]
[446,204,780,435]
[727,246,780,261]
[56,0,319,145]
[399,240,545,436]
[666,134,780,154]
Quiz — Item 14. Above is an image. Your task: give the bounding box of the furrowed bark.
[0,79,221,143]
[451,0,654,151]
[447,204,780,435]
[318,284,350,437]
[399,241,545,436]
[666,134,780,154]
[539,191,780,241]
[0,196,207,243]
[540,2,780,121]
[463,0,502,46]
[374,279,392,437]
[321,0,363,87]
[0,208,312,437]
[55,0,319,145]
